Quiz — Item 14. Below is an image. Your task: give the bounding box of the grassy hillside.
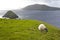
[0,19,60,40]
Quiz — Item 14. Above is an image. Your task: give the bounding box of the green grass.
[0,18,60,40]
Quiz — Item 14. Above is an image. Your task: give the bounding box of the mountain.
[22,4,60,11]
[3,10,18,19]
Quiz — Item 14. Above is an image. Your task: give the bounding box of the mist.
[31,0,60,7]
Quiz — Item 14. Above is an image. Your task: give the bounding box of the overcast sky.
[0,0,60,10]
[31,0,60,7]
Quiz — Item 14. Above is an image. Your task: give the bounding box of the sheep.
[38,24,48,32]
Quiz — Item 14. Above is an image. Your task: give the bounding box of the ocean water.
[17,10,60,27]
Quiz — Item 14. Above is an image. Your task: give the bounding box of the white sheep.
[38,24,48,32]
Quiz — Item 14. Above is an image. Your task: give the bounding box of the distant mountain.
[3,10,18,19]
[22,4,60,11]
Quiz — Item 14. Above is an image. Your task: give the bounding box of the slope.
[0,19,60,40]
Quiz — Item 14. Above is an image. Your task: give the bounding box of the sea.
[15,10,60,28]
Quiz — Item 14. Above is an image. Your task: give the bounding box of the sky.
[0,0,36,10]
[31,0,60,7]
[0,0,60,10]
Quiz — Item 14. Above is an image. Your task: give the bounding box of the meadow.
[0,18,60,40]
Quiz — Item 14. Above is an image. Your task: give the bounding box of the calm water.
[15,10,60,27]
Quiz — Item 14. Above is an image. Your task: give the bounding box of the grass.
[0,18,60,40]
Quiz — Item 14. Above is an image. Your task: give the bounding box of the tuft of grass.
[0,18,60,40]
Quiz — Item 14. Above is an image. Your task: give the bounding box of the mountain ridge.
[22,4,60,11]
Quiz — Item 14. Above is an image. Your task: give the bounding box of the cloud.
[0,0,35,10]
[0,0,60,10]
[31,0,60,7]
